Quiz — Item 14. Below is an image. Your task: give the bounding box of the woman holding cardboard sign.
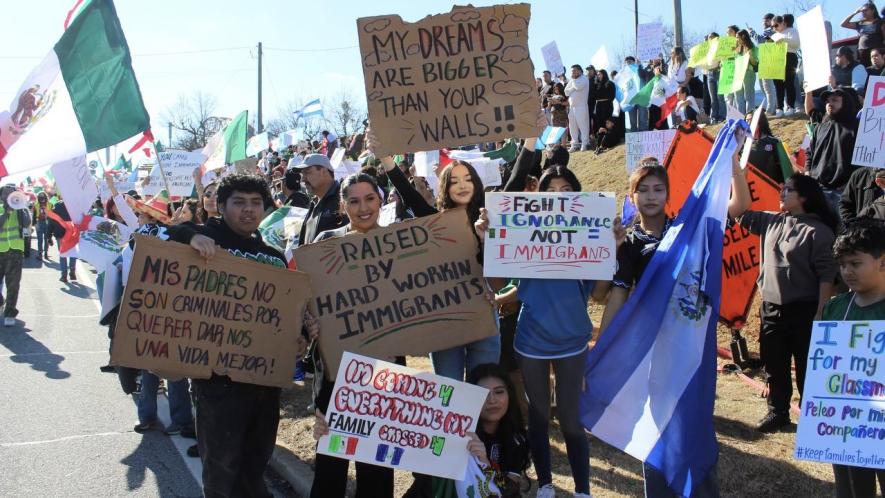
[367,130,502,384]
[308,172,397,498]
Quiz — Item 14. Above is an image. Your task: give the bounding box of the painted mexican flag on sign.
[0,0,150,178]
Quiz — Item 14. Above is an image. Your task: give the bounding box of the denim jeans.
[706,70,726,120]
[643,463,720,497]
[59,256,77,276]
[137,372,194,428]
[732,70,757,114]
[430,334,501,382]
[36,220,48,255]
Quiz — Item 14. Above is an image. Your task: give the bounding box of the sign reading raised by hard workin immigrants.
[317,352,487,479]
[357,4,537,156]
[664,124,781,328]
[293,209,497,379]
[483,192,617,280]
[795,321,885,469]
[625,128,677,173]
[110,235,313,388]
[853,76,884,169]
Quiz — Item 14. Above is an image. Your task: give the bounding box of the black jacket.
[806,110,858,191]
[167,217,285,268]
[840,167,883,222]
[298,180,346,247]
[48,201,71,239]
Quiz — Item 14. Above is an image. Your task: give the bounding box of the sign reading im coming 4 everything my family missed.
[357,4,538,156]
[317,352,487,480]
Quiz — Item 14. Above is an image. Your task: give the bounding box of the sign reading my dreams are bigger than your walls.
[357,4,538,156]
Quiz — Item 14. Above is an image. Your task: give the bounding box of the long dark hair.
[789,175,839,232]
[437,160,484,223]
[466,363,530,474]
[539,165,581,192]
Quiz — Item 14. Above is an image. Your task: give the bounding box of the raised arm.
[840,8,861,30]
[728,138,752,219]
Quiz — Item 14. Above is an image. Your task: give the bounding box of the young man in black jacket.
[168,173,312,498]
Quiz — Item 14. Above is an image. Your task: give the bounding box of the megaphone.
[6,191,28,211]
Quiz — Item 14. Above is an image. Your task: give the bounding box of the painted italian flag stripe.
[0,0,149,177]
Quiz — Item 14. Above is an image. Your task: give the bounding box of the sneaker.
[99,365,115,373]
[756,412,791,433]
[784,107,796,116]
[3,317,14,327]
[134,420,161,433]
[580,145,591,152]
[774,109,784,118]
[537,484,556,498]
[186,444,199,457]
[568,146,579,153]
[69,270,77,281]
[164,424,183,436]
[181,427,197,439]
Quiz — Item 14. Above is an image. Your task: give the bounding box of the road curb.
[270,445,313,498]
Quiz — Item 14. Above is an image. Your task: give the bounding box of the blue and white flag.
[294,98,324,119]
[580,119,749,497]
[535,126,567,148]
[614,64,642,112]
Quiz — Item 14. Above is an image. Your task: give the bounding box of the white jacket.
[564,74,589,108]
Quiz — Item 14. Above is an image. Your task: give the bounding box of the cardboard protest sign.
[795,321,885,469]
[625,129,677,173]
[714,36,737,60]
[293,209,497,378]
[357,4,537,156]
[541,41,564,76]
[233,157,259,175]
[317,352,487,479]
[796,6,831,91]
[483,192,617,280]
[50,155,98,224]
[663,124,781,328]
[852,76,885,168]
[144,150,203,197]
[757,42,786,80]
[110,235,313,388]
[636,22,663,61]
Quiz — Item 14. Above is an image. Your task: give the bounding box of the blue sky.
[0,0,855,138]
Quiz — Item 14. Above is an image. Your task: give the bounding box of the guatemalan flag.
[581,119,749,497]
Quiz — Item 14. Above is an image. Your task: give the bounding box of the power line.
[264,45,358,53]
[0,44,359,60]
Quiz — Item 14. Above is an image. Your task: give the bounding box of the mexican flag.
[201,110,248,173]
[629,75,660,108]
[258,206,308,266]
[0,0,150,178]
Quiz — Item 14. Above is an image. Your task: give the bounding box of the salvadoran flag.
[0,0,150,178]
[294,99,323,119]
[535,126,568,148]
[581,119,749,498]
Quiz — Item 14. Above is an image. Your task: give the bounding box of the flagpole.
[153,149,174,199]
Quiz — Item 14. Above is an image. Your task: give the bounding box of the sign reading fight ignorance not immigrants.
[483,192,617,280]
[317,352,487,479]
[357,4,537,156]
[293,209,497,379]
[795,321,885,469]
[110,235,313,388]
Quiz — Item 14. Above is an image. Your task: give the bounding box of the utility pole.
[167,122,172,148]
[634,0,639,52]
[673,0,684,47]
[257,42,263,133]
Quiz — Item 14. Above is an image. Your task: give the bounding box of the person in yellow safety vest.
[0,185,32,327]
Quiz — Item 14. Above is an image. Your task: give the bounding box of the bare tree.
[780,0,815,15]
[327,90,368,139]
[164,91,219,151]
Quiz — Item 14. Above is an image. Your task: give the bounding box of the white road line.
[1,431,131,447]
[0,350,106,358]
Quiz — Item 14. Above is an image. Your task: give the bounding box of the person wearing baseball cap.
[295,153,345,247]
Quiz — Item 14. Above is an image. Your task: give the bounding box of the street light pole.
[673,0,684,47]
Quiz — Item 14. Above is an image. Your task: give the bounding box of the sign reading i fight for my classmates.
[483,192,617,280]
[795,321,885,470]
[317,352,487,480]
[356,4,537,156]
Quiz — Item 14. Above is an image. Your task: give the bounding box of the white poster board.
[625,129,677,173]
[796,6,831,92]
[378,202,397,227]
[795,321,885,469]
[590,45,611,72]
[541,41,564,76]
[483,192,617,280]
[50,156,98,224]
[637,22,664,61]
[143,150,203,197]
[853,76,885,168]
[317,352,487,480]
